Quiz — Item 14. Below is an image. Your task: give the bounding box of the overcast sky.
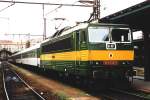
[0,0,145,41]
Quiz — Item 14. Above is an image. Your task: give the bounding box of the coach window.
[32,50,35,57]
[30,52,32,57]
[28,52,30,58]
[34,50,37,57]
[23,53,25,58]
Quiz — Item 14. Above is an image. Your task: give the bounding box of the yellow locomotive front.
[85,24,134,80]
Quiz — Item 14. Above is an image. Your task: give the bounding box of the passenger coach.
[10,43,41,67]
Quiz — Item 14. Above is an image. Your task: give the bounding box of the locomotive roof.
[41,22,129,45]
[58,22,129,36]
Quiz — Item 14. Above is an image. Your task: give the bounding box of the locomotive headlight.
[122,62,126,65]
[110,44,115,48]
[107,44,115,49]
[107,44,111,48]
[96,61,99,65]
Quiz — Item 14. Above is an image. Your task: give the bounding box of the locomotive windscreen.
[111,28,131,42]
[88,27,109,42]
[88,26,131,43]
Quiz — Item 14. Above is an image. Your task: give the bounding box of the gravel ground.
[10,63,100,100]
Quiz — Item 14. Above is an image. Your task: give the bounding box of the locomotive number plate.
[103,61,118,65]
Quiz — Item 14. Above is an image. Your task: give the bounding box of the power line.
[0,0,93,41]
[45,5,62,16]
[0,0,93,7]
[0,3,15,13]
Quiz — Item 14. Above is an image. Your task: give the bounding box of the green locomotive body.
[40,23,134,80]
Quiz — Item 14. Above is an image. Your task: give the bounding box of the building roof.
[100,0,150,30]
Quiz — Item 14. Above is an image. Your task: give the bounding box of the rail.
[2,63,46,100]
[109,88,150,100]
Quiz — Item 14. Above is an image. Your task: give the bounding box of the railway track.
[111,89,150,100]
[2,62,46,100]
[100,88,150,100]
[2,62,150,100]
[110,88,150,100]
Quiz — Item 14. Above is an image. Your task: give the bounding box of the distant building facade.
[0,37,43,53]
[0,40,26,52]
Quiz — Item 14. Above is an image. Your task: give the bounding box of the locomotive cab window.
[88,27,109,43]
[111,28,131,42]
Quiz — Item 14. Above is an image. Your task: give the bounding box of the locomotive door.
[75,31,80,75]
[75,30,87,75]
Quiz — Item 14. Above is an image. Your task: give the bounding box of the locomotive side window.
[80,31,86,43]
[42,37,72,53]
[111,28,131,42]
[88,27,109,42]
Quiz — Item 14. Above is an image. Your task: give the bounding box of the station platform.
[133,76,150,93]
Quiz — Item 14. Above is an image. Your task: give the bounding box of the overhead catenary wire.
[0,2,15,13]
[0,0,93,7]
[45,5,62,16]
[0,0,93,41]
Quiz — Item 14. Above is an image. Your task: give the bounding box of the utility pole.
[44,18,46,40]
[79,0,100,21]
[42,4,46,40]
[93,0,100,20]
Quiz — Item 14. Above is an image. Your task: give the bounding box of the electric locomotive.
[40,22,134,80]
